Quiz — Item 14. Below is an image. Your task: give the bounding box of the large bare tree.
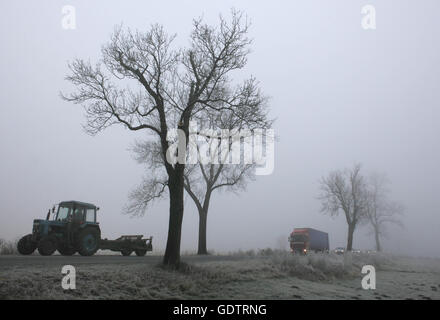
[319,164,369,251]
[366,173,404,252]
[62,10,260,267]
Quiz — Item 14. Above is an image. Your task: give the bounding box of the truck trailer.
[288,228,329,254]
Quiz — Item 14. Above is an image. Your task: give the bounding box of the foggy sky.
[1,0,439,257]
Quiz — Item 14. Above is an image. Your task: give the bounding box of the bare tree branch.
[124,176,168,217]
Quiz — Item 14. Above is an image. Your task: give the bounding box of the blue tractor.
[17,201,101,256]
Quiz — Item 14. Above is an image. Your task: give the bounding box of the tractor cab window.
[56,206,71,221]
[73,208,85,222]
[86,209,96,223]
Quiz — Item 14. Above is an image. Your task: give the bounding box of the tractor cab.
[32,201,99,240]
[54,201,99,224]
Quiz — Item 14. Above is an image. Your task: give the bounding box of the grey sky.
[1,0,439,257]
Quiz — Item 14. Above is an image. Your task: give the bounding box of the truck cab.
[289,228,329,254]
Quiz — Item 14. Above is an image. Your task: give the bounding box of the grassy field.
[1,250,439,300]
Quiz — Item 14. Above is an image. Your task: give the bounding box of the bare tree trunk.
[197,210,208,255]
[374,226,382,252]
[163,171,184,267]
[346,223,355,251]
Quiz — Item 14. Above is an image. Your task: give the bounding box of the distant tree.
[318,164,369,251]
[62,10,259,268]
[365,173,404,252]
[0,239,18,255]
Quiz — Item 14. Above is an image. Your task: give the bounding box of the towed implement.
[17,200,153,256]
[100,235,153,256]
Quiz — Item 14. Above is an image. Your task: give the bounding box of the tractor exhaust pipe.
[46,206,55,220]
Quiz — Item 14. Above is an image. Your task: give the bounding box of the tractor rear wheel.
[135,249,147,257]
[57,243,76,256]
[121,250,132,256]
[17,234,37,255]
[77,228,99,256]
[38,236,57,256]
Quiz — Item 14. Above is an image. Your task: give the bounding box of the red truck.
[288,228,329,254]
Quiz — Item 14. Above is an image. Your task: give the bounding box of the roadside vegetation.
[0,239,18,255]
[0,250,401,300]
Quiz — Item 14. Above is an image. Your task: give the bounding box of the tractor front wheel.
[38,236,57,256]
[77,228,99,256]
[135,249,147,257]
[121,250,132,256]
[57,243,76,256]
[17,234,37,255]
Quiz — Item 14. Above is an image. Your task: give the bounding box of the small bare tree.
[62,10,258,268]
[366,173,404,252]
[185,149,254,254]
[319,164,369,251]
[185,109,271,255]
